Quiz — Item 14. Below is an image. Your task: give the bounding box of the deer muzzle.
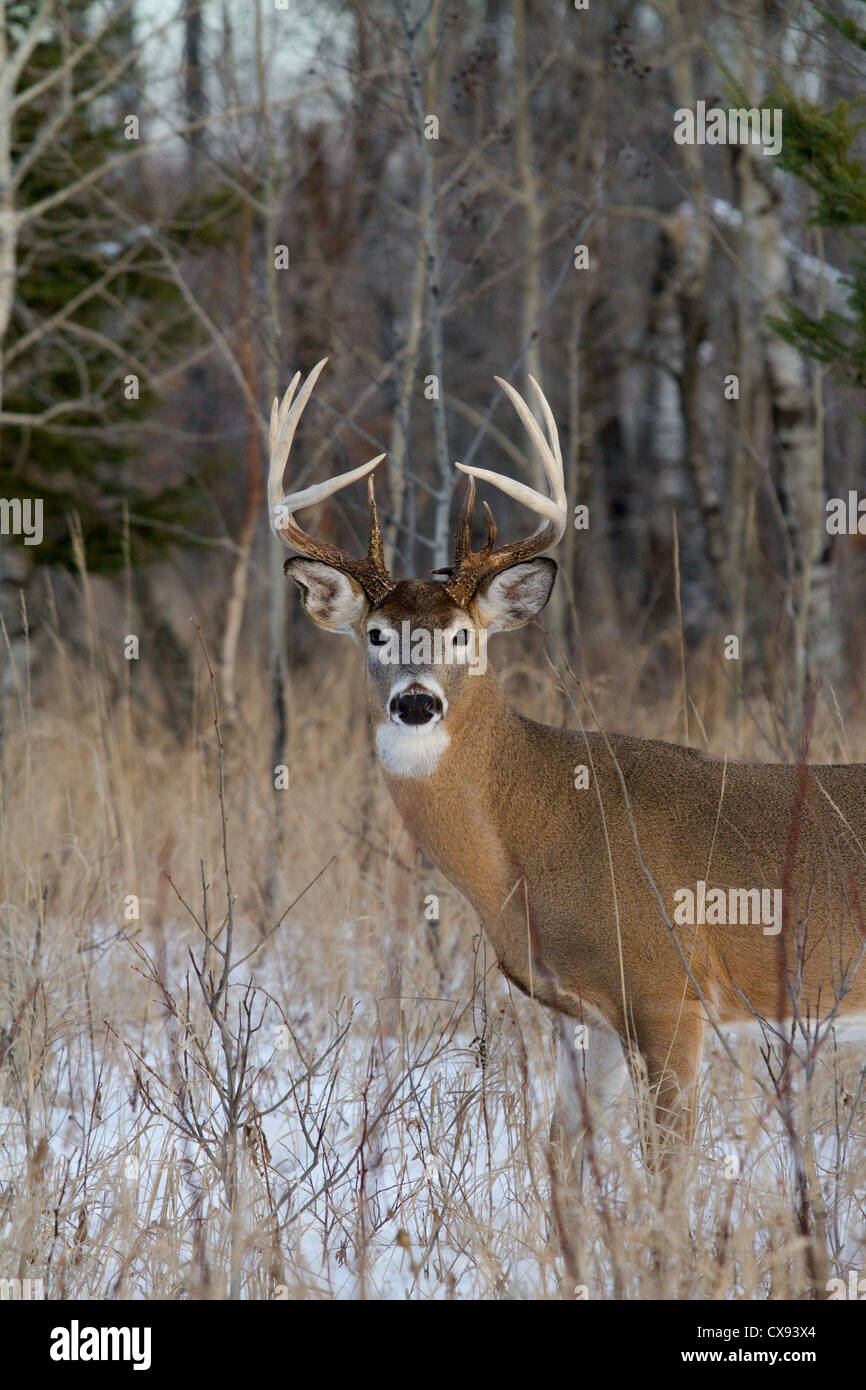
[389,686,444,726]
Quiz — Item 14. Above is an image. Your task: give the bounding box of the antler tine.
[527,374,564,476]
[452,474,476,565]
[268,363,315,517]
[444,375,567,604]
[453,461,564,526]
[454,374,566,528]
[269,358,394,602]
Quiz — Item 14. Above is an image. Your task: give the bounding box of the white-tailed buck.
[269,359,866,1176]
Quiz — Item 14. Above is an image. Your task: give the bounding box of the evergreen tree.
[767,1,866,390]
[1,0,204,576]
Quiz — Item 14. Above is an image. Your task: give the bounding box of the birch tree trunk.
[256,0,290,911]
[385,238,426,573]
[0,2,41,720]
[666,11,726,617]
[219,196,262,725]
[513,0,543,426]
[743,155,839,703]
[0,0,19,414]
[405,0,451,572]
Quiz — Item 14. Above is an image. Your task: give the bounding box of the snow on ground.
[2,915,864,1298]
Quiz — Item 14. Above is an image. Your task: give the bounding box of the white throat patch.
[375,722,451,778]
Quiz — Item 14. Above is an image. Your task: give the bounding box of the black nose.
[391,690,443,725]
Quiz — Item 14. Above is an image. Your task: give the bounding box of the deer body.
[268,360,866,1169]
[377,660,866,1116]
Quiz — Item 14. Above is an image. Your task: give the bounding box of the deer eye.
[368,628,388,646]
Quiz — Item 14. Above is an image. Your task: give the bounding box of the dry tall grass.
[1,587,864,1300]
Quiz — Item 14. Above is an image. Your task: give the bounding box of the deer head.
[269,359,567,776]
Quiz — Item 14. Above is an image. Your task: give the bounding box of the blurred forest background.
[3,0,866,751]
[4,0,866,1302]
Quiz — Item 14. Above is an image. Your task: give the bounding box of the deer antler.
[269,358,394,603]
[442,375,568,605]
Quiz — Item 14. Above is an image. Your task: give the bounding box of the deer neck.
[376,669,530,923]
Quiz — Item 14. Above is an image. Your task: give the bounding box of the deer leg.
[627,1008,704,1194]
[621,1009,704,1288]
[549,1013,628,1185]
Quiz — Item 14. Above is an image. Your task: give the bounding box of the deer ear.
[285,559,368,634]
[475,557,557,631]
